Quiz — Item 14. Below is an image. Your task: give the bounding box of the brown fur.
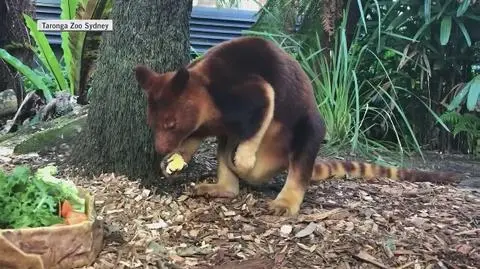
[134,36,460,217]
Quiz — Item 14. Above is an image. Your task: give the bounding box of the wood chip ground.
[72,174,480,269]
[1,149,479,268]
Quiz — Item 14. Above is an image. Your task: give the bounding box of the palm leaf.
[69,0,113,99]
[440,15,452,45]
[0,48,53,102]
[448,82,471,110]
[456,0,471,17]
[466,75,480,111]
[60,0,79,94]
[23,14,69,94]
[455,19,472,46]
[61,0,78,19]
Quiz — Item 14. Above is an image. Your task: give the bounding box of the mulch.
[0,147,479,269]
[70,172,480,269]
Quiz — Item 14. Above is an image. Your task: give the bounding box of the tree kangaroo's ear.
[170,67,190,92]
[134,65,154,90]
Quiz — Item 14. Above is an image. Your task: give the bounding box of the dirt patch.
[409,151,480,189]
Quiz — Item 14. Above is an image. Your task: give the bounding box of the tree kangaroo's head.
[134,64,214,154]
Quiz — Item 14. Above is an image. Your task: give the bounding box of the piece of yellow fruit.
[166,153,187,174]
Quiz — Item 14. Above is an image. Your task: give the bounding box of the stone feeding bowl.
[0,188,103,269]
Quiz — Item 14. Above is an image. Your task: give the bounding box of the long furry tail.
[311,160,461,185]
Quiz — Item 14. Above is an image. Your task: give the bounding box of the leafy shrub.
[440,74,480,155]
[240,0,480,154]
[245,14,447,165]
[440,111,480,155]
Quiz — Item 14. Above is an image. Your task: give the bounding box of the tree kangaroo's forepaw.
[268,198,300,217]
[193,183,238,198]
[233,144,257,173]
[160,152,188,177]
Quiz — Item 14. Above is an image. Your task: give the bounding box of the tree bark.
[0,0,35,107]
[71,0,193,182]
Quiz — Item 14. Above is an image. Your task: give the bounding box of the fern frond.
[440,111,480,138]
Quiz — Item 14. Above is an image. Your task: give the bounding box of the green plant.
[1,14,71,100]
[0,48,53,102]
[0,0,113,104]
[24,14,71,94]
[0,165,85,229]
[440,111,480,154]
[304,27,434,163]
[22,60,71,95]
[439,74,480,154]
[60,0,79,95]
[446,75,480,112]
[389,1,480,148]
[245,7,449,165]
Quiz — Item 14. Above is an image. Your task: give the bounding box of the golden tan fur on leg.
[194,137,240,198]
[233,82,275,174]
[269,165,306,216]
[228,121,289,184]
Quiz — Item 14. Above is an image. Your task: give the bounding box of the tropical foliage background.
[220,0,480,163]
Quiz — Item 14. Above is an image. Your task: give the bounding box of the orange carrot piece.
[64,212,88,225]
[60,200,73,218]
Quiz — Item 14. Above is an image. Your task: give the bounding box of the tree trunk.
[71,0,193,182]
[0,0,35,107]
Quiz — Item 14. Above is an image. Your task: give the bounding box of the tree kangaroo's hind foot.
[269,196,304,216]
[193,136,240,199]
[267,170,307,216]
[268,115,323,217]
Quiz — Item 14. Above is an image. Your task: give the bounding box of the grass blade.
[61,0,78,19]
[373,0,381,53]
[356,0,367,33]
[382,31,418,43]
[465,14,480,21]
[424,0,431,23]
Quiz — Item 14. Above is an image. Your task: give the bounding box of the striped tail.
[311,160,461,185]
